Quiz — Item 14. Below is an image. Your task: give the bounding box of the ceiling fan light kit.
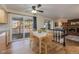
[32,10,37,14]
[31,4,44,14]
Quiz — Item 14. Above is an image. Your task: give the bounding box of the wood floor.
[1,39,34,54]
[1,38,79,54]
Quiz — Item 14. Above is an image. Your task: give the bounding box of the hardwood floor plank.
[1,38,79,54]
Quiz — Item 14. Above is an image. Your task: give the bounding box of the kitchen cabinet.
[6,31,10,46]
[0,32,7,52]
[0,9,7,23]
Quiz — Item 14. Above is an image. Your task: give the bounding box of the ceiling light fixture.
[32,10,37,14]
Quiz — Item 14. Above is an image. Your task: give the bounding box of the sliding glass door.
[12,17,24,41]
[11,14,33,42]
[23,16,33,38]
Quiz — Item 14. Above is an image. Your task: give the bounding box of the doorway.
[11,14,33,42]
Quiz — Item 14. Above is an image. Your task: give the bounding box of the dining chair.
[30,31,50,54]
[30,31,40,53]
[41,31,64,54]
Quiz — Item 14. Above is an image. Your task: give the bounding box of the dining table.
[33,31,48,53]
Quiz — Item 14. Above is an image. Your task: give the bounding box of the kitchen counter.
[0,24,10,33]
[0,28,9,34]
[0,30,10,53]
[0,32,6,36]
[0,32,7,52]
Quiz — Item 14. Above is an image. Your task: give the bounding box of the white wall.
[37,15,54,30]
[50,20,54,29]
[54,17,68,28]
[37,15,45,30]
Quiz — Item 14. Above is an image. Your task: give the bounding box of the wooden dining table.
[33,31,48,53]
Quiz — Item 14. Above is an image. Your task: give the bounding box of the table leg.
[39,38,41,54]
[45,45,47,54]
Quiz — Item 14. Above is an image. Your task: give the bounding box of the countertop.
[0,32,6,37]
[0,24,10,34]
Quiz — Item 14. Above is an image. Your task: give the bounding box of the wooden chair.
[29,31,34,48]
[41,32,58,54]
[30,31,51,54]
[30,31,40,53]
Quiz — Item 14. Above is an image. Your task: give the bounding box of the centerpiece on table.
[38,28,46,33]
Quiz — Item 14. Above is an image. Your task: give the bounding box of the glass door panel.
[11,15,33,41]
[24,18,33,38]
[12,17,23,41]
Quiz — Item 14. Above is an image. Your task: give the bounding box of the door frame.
[8,13,33,42]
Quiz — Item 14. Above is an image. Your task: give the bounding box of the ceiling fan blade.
[32,6,36,10]
[37,10,44,13]
[37,4,42,8]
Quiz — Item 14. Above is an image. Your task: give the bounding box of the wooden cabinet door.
[0,9,7,23]
[0,33,7,51]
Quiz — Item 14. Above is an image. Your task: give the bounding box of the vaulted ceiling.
[3,4,79,19]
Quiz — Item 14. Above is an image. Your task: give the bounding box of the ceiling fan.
[32,4,44,14]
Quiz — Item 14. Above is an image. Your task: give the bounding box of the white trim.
[8,13,13,42]
[1,4,53,20]
[23,16,25,39]
[0,4,8,12]
[8,9,33,17]
[7,9,53,20]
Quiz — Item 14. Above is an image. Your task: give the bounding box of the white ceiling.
[4,4,79,19]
